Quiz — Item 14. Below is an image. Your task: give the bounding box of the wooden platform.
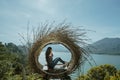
[43,64,68,70]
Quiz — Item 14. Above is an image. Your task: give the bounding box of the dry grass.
[28,22,88,77]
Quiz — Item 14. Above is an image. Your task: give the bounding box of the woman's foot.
[63,62,69,68]
[60,62,69,69]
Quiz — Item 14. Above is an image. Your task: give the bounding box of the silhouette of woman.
[45,47,67,69]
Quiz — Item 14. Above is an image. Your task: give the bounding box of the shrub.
[77,64,118,80]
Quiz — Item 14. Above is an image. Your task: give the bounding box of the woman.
[45,47,67,69]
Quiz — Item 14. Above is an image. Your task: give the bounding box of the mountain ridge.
[85,37,120,55]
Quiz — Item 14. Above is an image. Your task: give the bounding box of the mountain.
[85,38,120,55]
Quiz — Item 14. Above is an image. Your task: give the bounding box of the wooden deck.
[43,64,68,70]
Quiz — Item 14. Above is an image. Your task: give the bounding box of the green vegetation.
[77,64,120,80]
[0,42,43,80]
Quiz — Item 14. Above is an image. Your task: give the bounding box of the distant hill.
[85,38,120,55]
[42,44,70,52]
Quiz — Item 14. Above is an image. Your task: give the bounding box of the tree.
[0,42,7,54]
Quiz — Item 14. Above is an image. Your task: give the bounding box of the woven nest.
[28,22,87,77]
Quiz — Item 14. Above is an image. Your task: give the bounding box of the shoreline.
[91,53,120,55]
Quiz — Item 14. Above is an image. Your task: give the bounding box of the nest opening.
[36,42,74,75]
[38,43,72,67]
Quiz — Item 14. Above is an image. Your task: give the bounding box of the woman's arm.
[49,52,53,57]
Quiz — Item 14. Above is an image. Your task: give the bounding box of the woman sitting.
[45,47,68,70]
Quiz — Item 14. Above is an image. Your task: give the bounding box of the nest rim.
[28,24,85,77]
[35,41,77,75]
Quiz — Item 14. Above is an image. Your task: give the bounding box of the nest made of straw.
[28,22,87,77]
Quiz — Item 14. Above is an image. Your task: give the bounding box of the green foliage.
[77,64,120,80]
[0,42,43,80]
[0,53,23,79]
[109,70,120,80]
[26,73,42,80]
[87,64,117,80]
[5,42,22,53]
[0,42,7,53]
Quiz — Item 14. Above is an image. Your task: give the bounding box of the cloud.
[0,0,120,44]
[37,0,57,15]
[20,0,57,15]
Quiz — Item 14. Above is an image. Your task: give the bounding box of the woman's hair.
[45,47,52,63]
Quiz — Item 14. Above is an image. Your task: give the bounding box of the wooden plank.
[43,64,67,70]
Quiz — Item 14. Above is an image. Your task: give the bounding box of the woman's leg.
[52,57,65,68]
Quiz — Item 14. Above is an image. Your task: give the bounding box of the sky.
[0,0,120,45]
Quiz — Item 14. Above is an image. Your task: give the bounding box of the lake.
[38,51,120,79]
